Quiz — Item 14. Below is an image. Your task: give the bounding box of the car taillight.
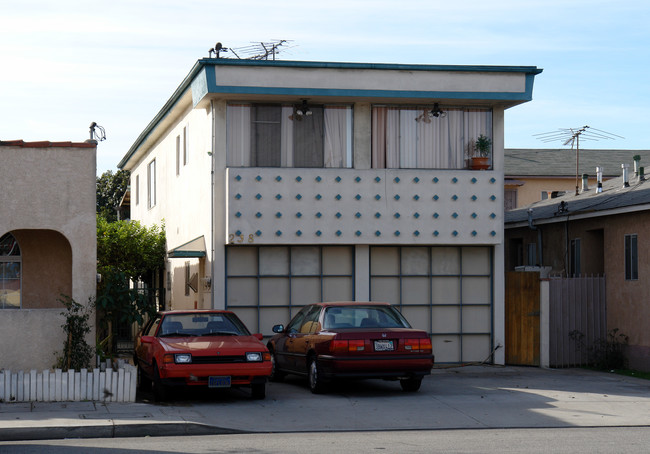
[420,338,432,352]
[348,340,365,352]
[405,338,432,352]
[331,339,365,352]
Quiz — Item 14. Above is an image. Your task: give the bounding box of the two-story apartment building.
[119,59,541,364]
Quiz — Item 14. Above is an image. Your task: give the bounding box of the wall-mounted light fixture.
[429,103,446,118]
[295,99,312,117]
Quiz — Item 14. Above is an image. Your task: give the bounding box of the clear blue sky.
[2,0,648,174]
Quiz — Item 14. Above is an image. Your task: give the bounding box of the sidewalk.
[1,366,649,441]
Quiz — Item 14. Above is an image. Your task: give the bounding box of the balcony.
[226,167,502,246]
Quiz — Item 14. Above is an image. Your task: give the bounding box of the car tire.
[251,383,266,400]
[152,364,168,401]
[400,377,422,392]
[308,357,328,394]
[268,350,285,382]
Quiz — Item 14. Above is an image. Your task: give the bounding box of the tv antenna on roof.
[89,122,106,142]
[208,40,293,60]
[534,126,623,195]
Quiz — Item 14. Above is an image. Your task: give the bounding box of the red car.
[267,302,434,393]
[134,310,272,400]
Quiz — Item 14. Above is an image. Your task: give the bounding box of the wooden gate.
[505,271,540,366]
[549,276,606,367]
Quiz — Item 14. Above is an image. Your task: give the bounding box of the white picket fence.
[0,360,136,403]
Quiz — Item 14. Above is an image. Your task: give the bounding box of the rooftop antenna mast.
[534,126,623,195]
[89,122,106,142]
[209,40,293,60]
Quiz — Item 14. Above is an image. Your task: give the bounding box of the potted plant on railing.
[470,134,492,170]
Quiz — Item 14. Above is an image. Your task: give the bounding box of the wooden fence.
[548,275,607,368]
[0,360,136,403]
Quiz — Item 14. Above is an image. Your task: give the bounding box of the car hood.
[159,336,267,353]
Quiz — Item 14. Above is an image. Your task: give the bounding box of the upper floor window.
[625,234,638,280]
[227,103,353,168]
[147,159,156,209]
[0,233,21,309]
[372,106,492,169]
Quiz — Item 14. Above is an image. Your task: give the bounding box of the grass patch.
[610,369,650,380]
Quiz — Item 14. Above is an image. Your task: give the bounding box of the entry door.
[505,271,540,366]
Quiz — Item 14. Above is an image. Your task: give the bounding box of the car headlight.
[245,352,263,362]
[175,353,192,364]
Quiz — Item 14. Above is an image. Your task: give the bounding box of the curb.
[0,422,247,442]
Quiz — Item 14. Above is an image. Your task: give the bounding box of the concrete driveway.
[1,365,649,440]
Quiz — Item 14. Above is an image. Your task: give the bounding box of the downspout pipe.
[527,208,543,266]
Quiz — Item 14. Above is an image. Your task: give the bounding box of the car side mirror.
[140,335,153,344]
[272,324,284,333]
[253,333,263,340]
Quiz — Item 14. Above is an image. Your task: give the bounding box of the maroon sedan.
[134,310,272,400]
[267,302,434,393]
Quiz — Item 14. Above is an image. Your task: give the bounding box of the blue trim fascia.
[199,58,543,75]
[168,251,206,258]
[208,85,533,102]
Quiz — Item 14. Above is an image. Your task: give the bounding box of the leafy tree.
[96,216,166,353]
[55,295,94,371]
[96,170,129,222]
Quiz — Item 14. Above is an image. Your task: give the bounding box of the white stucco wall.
[0,143,97,371]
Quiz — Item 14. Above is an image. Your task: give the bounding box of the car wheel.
[136,361,151,391]
[152,364,168,401]
[268,350,285,382]
[400,377,422,392]
[308,357,327,394]
[251,383,266,400]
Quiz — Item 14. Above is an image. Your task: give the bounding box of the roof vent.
[596,166,603,193]
[622,163,630,188]
[581,173,589,192]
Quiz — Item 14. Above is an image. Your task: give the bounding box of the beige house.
[0,140,97,371]
[119,58,542,365]
[504,149,650,209]
[505,164,650,372]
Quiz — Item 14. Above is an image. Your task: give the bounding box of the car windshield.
[157,313,250,337]
[322,305,411,329]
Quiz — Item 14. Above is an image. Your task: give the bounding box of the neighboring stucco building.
[504,148,650,209]
[505,163,650,372]
[119,58,541,365]
[0,140,97,371]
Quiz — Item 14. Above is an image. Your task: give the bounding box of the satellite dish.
[215,42,223,51]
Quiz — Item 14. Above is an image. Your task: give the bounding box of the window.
[134,175,139,206]
[227,103,353,168]
[504,188,517,211]
[183,126,189,166]
[175,135,181,176]
[625,234,638,280]
[372,106,492,169]
[0,233,21,309]
[147,159,156,208]
[570,238,581,276]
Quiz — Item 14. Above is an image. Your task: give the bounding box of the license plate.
[374,340,394,351]
[208,376,231,388]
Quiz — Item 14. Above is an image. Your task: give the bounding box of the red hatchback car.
[134,310,272,400]
[268,302,434,393]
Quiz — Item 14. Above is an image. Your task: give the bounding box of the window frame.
[0,233,22,309]
[625,234,638,281]
[147,159,156,209]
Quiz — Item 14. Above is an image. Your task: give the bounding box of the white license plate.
[208,376,231,388]
[374,340,394,351]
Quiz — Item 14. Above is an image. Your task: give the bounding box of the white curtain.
[372,106,491,169]
[324,106,347,168]
[281,106,294,167]
[226,105,251,166]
